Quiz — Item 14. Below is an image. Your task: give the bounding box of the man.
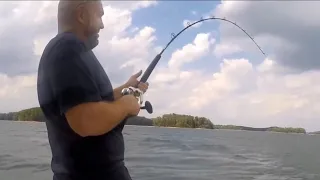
[37,0,148,179]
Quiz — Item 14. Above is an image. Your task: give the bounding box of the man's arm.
[50,40,129,137]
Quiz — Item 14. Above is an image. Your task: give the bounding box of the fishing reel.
[121,86,153,114]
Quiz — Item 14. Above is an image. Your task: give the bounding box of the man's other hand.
[125,70,149,93]
[120,95,141,116]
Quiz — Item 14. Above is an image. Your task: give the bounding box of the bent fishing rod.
[121,16,266,114]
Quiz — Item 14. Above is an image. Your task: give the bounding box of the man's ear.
[76,6,87,25]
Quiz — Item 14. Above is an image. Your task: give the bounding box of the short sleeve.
[49,40,102,115]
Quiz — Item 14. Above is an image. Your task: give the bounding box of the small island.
[308,131,320,135]
[0,107,311,134]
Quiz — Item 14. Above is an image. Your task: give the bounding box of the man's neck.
[58,26,96,50]
[58,26,87,42]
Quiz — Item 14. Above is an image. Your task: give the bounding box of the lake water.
[0,120,319,180]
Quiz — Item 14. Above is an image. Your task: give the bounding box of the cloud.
[102,1,157,11]
[0,1,157,111]
[139,1,320,132]
[0,2,49,76]
[144,57,320,131]
[0,1,157,75]
[1,1,319,132]
[213,43,242,58]
[168,33,215,69]
[213,1,320,71]
[0,74,38,112]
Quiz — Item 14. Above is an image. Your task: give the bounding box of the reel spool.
[121,87,153,114]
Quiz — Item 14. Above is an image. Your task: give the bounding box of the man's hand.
[113,70,149,100]
[125,70,149,93]
[120,95,141,116]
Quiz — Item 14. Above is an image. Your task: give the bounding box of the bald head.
[58,1,82,27]
[57,0,104,49]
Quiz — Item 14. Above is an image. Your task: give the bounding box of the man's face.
[82,1,104,49]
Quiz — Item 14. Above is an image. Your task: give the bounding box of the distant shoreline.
[0,108,318,135]
[1,120,319,135]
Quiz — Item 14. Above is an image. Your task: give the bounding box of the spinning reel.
[120,16,265,114]
[121,86,153,114]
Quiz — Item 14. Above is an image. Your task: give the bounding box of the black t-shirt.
[37,32,131,180]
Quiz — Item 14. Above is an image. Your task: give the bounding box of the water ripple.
[0,121,319,180]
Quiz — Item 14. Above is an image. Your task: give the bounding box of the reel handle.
[140,101,153,114]
[121,87,153,114]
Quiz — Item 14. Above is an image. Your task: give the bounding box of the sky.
[0,1,320,132]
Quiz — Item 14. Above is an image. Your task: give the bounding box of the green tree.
[152,113,214,129]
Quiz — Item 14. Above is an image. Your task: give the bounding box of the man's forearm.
[113,83,129,100]
[66,99,129,137]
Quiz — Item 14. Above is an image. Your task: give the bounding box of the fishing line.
[122,16,266,114]
[139,16,266,83]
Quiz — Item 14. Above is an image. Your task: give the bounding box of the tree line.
[0,107,153,125]
[0,107,46,121]
[0,107,307,134]
[152,113,214,129]
[214,125,306,134]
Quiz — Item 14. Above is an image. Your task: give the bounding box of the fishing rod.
[121,16,266,114]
